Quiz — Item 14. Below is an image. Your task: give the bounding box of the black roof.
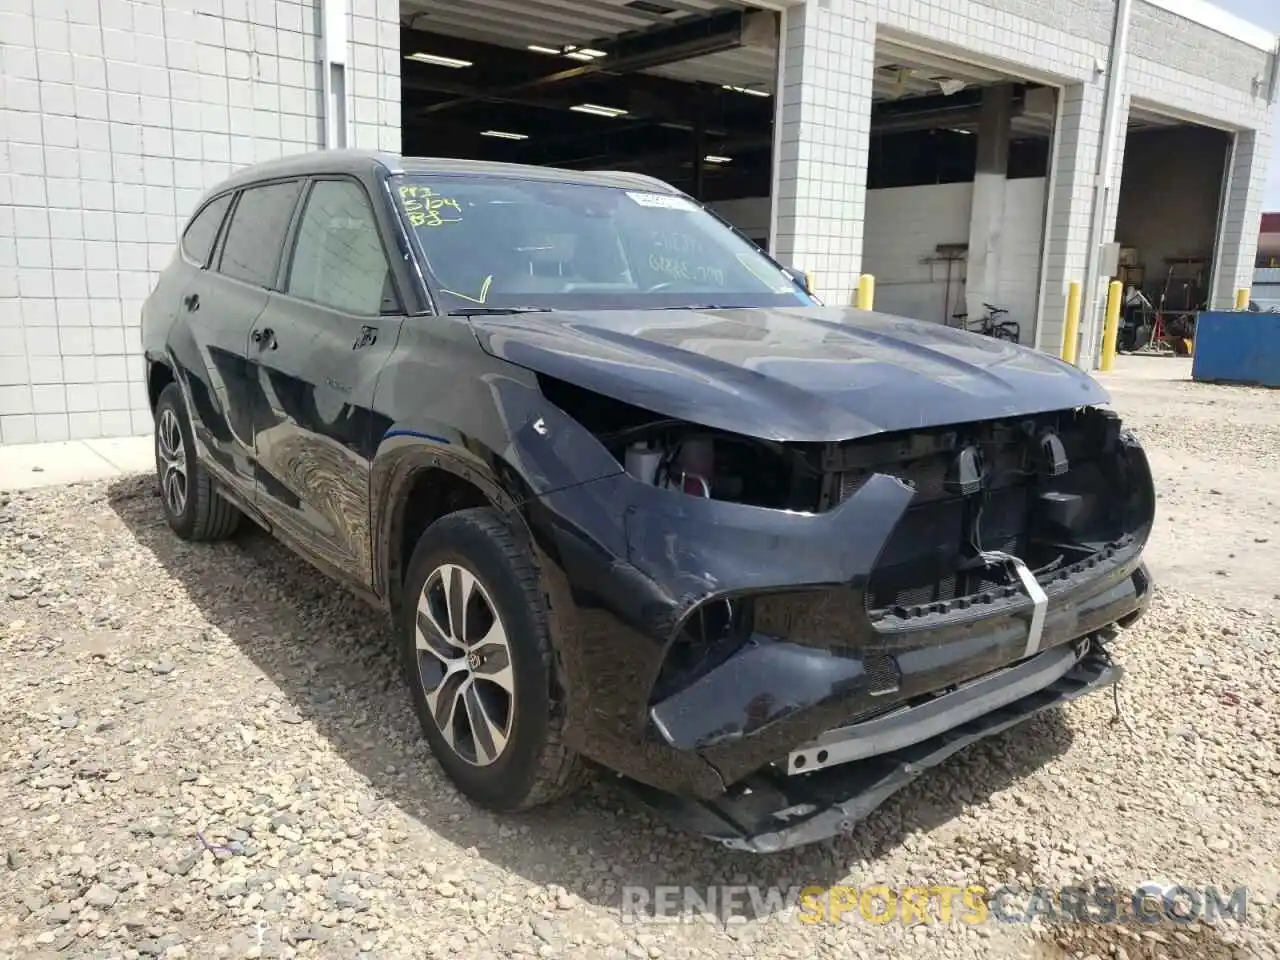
[212,149,679,196]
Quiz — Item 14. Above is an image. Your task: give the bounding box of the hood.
[470,305,1110,443]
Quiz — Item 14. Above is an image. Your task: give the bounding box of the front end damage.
[525,398,1156,852]
[635,641,1125,852]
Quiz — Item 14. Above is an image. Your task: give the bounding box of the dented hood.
[469,305,1110,442]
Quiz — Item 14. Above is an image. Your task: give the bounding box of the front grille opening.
[820,408,1146,614]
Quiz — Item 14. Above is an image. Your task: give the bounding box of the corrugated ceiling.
[648,45,775,92]
[401,0,778,92]
[400,0,741,51]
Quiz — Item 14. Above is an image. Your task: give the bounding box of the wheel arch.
[372,438,536,618]
[146,355,177,413]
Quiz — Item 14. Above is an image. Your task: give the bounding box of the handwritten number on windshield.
[399,185,463,227]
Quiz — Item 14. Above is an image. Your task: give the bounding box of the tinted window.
[392,175,811,313]
[181,193,232,267]
[286,180,393,316]
[218,180,303,288]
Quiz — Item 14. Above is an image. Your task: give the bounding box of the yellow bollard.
[1235,288,1250,310]
[1061,281,1082,365]
[1100,280,1123,372]
[856,274,875,310]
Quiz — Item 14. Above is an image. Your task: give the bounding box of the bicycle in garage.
[952,302,1021,342]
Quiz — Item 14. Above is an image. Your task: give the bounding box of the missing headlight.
[536,374,824,510]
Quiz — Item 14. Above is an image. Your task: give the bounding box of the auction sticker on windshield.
[626,192,698,211]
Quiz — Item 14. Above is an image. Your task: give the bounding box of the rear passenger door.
[169,182,302,496]
[249,176,405,587]
[161,193,247,483]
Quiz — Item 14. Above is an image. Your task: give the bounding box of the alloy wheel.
[415,563,515,766]
[156,406,188,518]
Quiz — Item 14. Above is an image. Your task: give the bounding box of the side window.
[180,193,233,268]
[286,180,395,316]
[217,180,304,288]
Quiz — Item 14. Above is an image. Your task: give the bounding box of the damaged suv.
[142,151,1155,852]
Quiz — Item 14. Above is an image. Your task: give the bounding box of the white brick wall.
[0,0,400,445]
[1215,127,1272,307]
[1037,82,1107,356]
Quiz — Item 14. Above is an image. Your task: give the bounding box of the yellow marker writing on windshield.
[441,275,493,304]
[400,185,463,227]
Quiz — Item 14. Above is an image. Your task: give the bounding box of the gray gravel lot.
[3,360,1280,959]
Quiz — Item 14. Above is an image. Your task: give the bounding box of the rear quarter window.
[180,193,233,268]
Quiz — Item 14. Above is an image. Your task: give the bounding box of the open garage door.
[855,37,1057,344]
[1112,104,1232,354]
[399,0,779,246]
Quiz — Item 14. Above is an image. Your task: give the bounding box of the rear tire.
[400,507,583,811]
[154,382,241,541]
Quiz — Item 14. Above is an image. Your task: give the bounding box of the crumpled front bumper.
[627,642,1124,852]
[645,551,1151,788]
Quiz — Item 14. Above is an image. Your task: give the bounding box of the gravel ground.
[3,364,1280,960]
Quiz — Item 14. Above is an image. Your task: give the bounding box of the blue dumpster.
[1191,310,1280,388]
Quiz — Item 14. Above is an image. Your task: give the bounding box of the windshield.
[392,174,813,313]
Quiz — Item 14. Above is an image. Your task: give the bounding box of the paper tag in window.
[626,192,697,211]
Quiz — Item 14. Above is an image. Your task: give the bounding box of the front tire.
[400,507,583,811]
[154,382,241,541]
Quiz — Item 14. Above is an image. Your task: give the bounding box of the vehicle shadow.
[106,475,1077,919]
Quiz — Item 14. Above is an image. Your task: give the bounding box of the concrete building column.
[1213,128,1272,307]
[964,84,1013,322]
[1037,82,1107,357]
[1077,90,1131,368]
[769,1,875,306]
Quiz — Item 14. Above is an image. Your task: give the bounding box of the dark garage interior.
[399,4,779,216]
[1112,113,1232,350]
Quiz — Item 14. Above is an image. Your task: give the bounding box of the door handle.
[183,293,200,312]
[352,325,378,350]
[251,327,277,350]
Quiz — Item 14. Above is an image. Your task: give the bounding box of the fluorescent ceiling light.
[530,43,606,61]
[405,53,472,69]
[948,128,974,135]
[704,154,732,164]
[722,83,770,98]
[570,103,628,117]
[481,130,529,140]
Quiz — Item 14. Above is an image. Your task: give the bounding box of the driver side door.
[249,176,405,588]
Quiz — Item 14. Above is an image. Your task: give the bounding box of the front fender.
[368,370,626,609]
